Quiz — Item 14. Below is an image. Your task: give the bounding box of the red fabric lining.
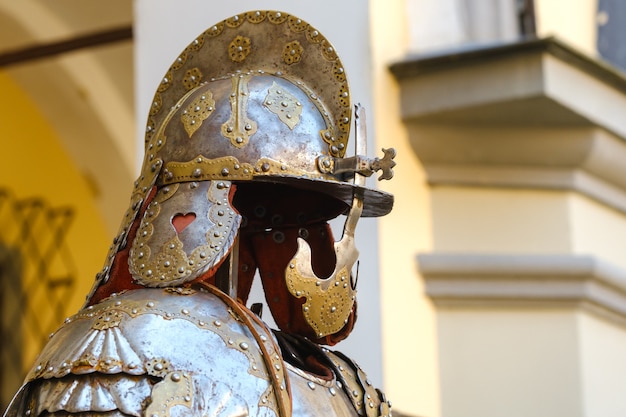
[240,223,356,345]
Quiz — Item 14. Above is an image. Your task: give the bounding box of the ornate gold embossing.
[162,155,335,186]
[146,358,172,378]
[186,36,204,52]
[143,11,352,158]
[157,70,173,93]
[267,11,288,24]
[145,371,193,417]
[164,156,254,183]
[283,40,304,65]
[92,310,125,330]
[333,61,347,82]
[206,22,224,38]
[129,181,241,287]
[246,10,267,23]
[150,93,162,116]
[182,67,203,91]
[229,35,251,63]
[288,16,308,32]
[264,81,303,129]
[285,249,356,338]
[306,27,324,44]
[181,88,215,138]
[225,14,245,28]
[338,84,350,107]
[321,39,338,61]
[221,75,257,147]
[169,51,187,71]
[285,192,363,338]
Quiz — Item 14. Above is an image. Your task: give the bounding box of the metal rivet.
[273,231,285,243]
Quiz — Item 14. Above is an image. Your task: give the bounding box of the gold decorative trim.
[162,155,334,185]
[145,371,193,417]
[267,11,288,24]
[221,75,257,147]
[129,181,240,287]
[263,81,302,129]
[182,67,203,91]
[285,239,356,338]
[229,35,251,63]
[246,10,267,24]
[283,40,304,65]
[181,87,215,138]
[144,10,352,156]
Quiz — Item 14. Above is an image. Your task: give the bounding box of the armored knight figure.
[5,11,396,417]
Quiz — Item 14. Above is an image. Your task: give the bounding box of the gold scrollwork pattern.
[181,88,215,138]
[264,81,303,129]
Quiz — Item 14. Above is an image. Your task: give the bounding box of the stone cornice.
[390,36,626,95]
[389,37,626,214]
[418,253,626,325]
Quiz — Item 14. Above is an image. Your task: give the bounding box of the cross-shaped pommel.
[317,148,397,181]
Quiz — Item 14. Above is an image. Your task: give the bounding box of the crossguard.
[317,147,397,181]
[370,148,396,181]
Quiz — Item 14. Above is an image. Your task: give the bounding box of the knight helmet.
[87,10,395,345]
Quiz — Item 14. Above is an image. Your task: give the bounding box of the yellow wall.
[370,1,441,416]
[0,71,110,369]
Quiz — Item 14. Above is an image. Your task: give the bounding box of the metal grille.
[0,189,77,411]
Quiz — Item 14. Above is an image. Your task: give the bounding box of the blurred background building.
[1,1,626,416]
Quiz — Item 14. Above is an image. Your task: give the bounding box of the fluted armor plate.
[7,288,388,417]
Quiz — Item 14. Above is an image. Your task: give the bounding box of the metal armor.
[5,10,395,417]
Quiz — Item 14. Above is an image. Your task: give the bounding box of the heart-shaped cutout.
[172,212,196,234]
